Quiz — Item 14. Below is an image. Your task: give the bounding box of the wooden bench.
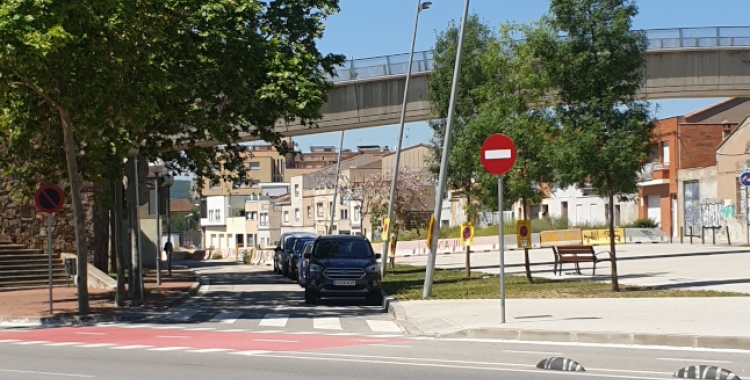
[552,245,612,275]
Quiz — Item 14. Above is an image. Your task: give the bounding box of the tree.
[427,14,493,276]
[0,0,345,312]
[528,0,656,291]
[468,23,559,283]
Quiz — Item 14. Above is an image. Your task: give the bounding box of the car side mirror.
[303,252,311,259]
[375,253,381,259]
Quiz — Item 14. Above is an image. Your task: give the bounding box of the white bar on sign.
[484,149,511,160]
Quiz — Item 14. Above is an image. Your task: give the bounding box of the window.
[247,162,260,170]
[209,210,215,221]
[662,142,670,167]
[246,211,257,220]
[307,206,312,218]
[294,184,300,197]
[340,209,348,220]
[317,202,324,217]
[260,213,268,226]
[354,206,361,221]
[200,199,207,218]
[284,211,289,223]
[295,208,300,221]
[329,202,333,217]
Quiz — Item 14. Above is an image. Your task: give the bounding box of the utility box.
[64,258,76,278]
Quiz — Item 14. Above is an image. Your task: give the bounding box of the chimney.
[722,119,732,140]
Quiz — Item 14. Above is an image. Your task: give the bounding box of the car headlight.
[365,264,378,273]
[310,263,323,273]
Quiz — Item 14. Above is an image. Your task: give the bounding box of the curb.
[0,276,206,328]
[438,328,750,351]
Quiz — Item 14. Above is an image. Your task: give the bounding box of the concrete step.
[0,244,29,250]
[0,255,61,263]
[0,282,72,292]
[0,268,66,276]
[0,249,45,255]
[0,272,69,281]
[0,263,65,271]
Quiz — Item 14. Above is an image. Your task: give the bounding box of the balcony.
[637,162,670,186]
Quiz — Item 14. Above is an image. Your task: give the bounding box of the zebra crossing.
[118,309,405,337]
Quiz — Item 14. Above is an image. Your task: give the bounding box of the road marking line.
[0,339,20,343]
[366,320,402,333]
[313,317,343,330]
[657,357,731,364]
[75,332,105,335]
[147,346,190,351]
[110,345,154,350]
[324,333,360,336]
[209,311,244,324]
[484,149,512,160]
[76,343,116,348]
[0,368,94,378]
[156,335,190,339]
[230,350,270,356]
[253,339,298,343]
[259,313,288,327]
[253,330,284,334]
[165,308,200,321]
[503,350,563,356]
[13,341,50,345]
[187,348,234,353]
[184,327,217,331]
[45,342,83,346]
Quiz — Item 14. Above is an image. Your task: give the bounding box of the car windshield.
[284,238,298,251]
[294,238,315,253]
[313,239,373,259]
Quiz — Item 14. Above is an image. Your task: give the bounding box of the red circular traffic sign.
[480,133,517,175]
[35,184,65,213]
[519,226,529,238]
[462,227,471,239]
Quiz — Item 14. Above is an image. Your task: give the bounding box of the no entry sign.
[480,133,517,176]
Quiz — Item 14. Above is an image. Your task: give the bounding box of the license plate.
[333,280,356,286]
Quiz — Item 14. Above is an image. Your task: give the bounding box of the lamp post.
[147,159,173,286]
[380,0,431,277]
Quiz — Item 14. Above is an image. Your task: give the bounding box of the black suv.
[303,235,382,306]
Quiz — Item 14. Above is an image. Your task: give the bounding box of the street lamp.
[380,0,431,277]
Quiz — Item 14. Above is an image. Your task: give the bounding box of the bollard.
[680,226,684,244]
[689,226,693,244]
[701,226,705,244]
[726,225,731,245]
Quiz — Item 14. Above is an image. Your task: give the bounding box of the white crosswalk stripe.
[313,317,342,330]
[165,308,200,322]
[258,313,288,327]
[209,311,243,324]
[366,320,402,333]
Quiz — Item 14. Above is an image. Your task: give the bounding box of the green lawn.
[381,264,747,299]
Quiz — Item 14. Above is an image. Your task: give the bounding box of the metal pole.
[498,175,506,323]
[167,187,172,276]
[328,131,345,235]
[132,156,144,304]
[423,0,470,298]
[155,177,161,286]
[381,0,426,277]
[47,213,53,315]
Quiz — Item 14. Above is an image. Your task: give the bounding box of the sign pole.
[498,175,505,323]
[47,213,53,315]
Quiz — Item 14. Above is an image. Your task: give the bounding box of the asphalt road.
[0,332,748,380]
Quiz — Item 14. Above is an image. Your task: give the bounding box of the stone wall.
[0,179,97,263]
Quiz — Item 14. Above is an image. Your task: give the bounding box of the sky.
[287,0,750,153]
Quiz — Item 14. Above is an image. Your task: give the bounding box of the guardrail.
[329,26,750,83]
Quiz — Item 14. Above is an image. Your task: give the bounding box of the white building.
[530,185,638,226]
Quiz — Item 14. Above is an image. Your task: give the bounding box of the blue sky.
[288,0,750,152]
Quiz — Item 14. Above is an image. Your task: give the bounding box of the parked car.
[303,235,382,305]
[274,232,316,276]
[288,235,317,281]
[297,240,315,287]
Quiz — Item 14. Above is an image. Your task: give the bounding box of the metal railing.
[329,26,750,83]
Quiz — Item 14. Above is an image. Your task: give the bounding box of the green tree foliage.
[528,0,656,291]
[0,0,344,311]
[427,14,493,223]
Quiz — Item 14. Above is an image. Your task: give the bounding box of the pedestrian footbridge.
[204,27,750,146]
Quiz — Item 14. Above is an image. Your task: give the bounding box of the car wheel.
[282,261,289,277]
[304,288,317,305]
[366,291,383,307]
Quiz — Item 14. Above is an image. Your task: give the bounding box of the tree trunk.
[58,107,89,315]
[113,176,126,306]
[608,190,620,292]
[109,208,115,273]
[522,197,533,284]
[92,184,109,273]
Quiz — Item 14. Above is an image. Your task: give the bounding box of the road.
[0,262,748,379]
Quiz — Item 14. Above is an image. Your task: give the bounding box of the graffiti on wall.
[700,199,735,228]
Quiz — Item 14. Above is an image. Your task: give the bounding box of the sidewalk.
[388,243,750,349]
[0,265,201,326]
